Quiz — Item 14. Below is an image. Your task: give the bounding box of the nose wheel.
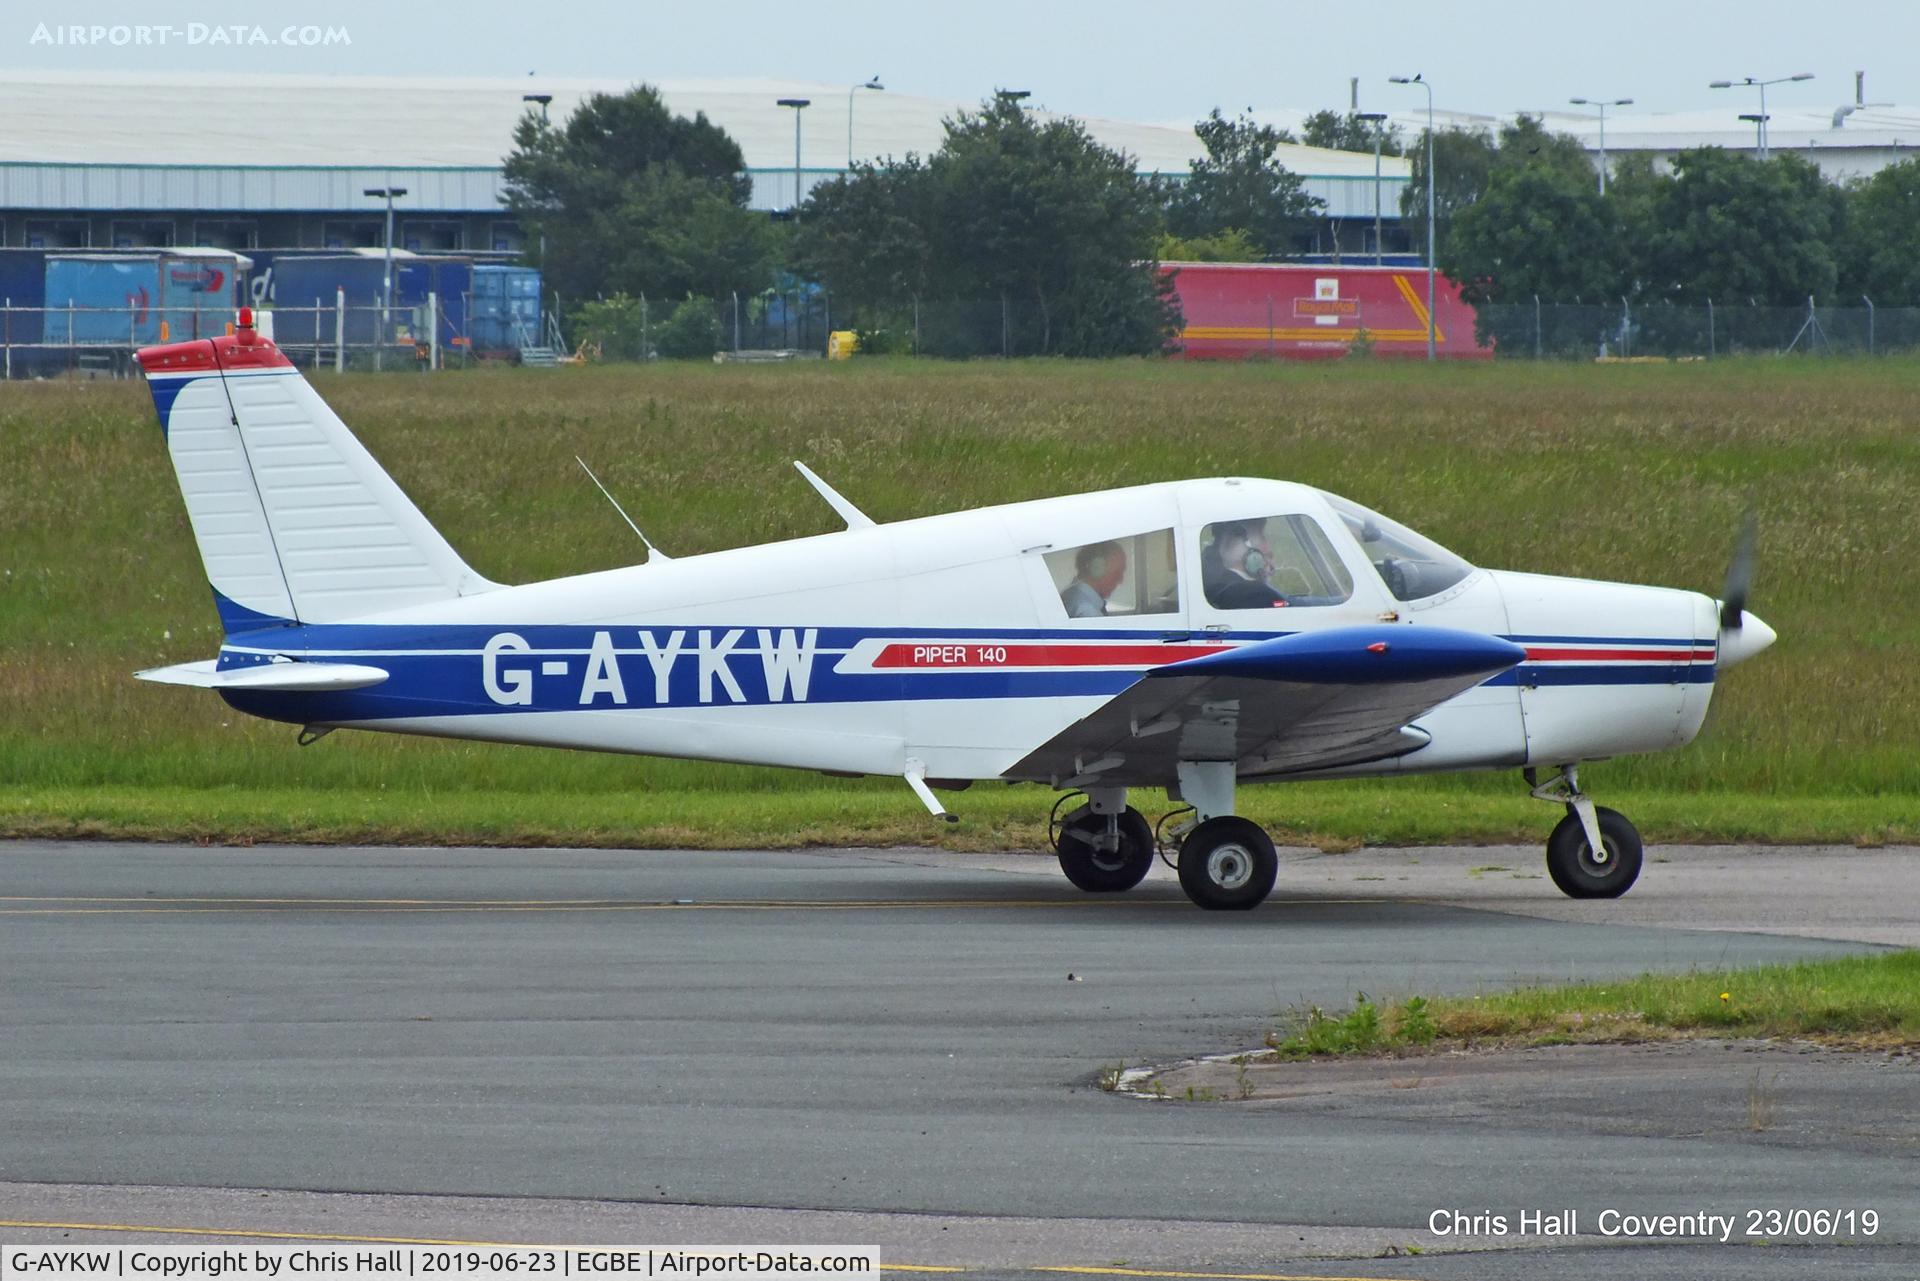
[1529,765,1644,899]
[1545,806,1643,898]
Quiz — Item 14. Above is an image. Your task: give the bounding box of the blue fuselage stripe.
[210,622,1714,725]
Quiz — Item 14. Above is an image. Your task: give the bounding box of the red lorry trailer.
[1163,261,1492,361]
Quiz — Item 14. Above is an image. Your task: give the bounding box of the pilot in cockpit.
[1202,520,1289,609]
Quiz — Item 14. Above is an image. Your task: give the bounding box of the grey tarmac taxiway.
[1,839,1914,1280]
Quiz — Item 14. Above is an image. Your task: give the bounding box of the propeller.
[1715,509,1776,669]
[1719,510,1757,631]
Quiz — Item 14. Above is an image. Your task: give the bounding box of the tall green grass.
[3,357,1916,844]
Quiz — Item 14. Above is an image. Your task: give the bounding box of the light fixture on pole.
[1568,96,1632,195]
[1355,111,1388,265]
[847,77,883,167]
[1709,73,1813,159]
[776,98,811,213]
[363,185,407,366]
[994,88,1031,107]
[1389,74,1436,360]
[1738,113,1770,155]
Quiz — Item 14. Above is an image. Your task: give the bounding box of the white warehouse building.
[0,70,1412,254]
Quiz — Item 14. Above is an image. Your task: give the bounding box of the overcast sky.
[12,0,1915,123]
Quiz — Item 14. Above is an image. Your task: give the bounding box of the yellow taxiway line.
[0,896,1375,916]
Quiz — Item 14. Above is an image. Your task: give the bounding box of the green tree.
[793,97,1177,356]
[1399,125,1496,260]
[1442,165,1621,352]
[1840,157,1920,301]
[1171,109,1324,256]
[1402,116,1592,264]
[503,85,777,303]
[790,157,936,309]
[1155,228,1263,262]
[1630,149,1840,306]
[1495,114,1595,187]
[1300,110,1403,156]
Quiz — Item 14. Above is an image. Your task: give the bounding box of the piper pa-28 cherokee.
[133,311,1775,911]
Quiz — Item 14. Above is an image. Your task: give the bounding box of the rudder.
[136,317,499,630]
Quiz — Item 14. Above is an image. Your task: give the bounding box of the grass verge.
[2,782,1916,850]
[1267,951,1920,1057]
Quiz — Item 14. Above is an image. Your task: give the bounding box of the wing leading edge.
[1003,626,1526,788]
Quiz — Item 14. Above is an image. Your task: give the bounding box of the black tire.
[1176,816,1278,911]
[1545,806,1643,899]
[1055,805,1156,892]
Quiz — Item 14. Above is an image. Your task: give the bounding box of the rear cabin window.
[1045,529,1180,619]
[1199,515,1354,610]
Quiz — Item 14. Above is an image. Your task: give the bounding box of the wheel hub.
[1207,843,1254,891]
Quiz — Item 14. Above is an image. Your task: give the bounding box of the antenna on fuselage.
[794,461,876,530]
[574,456,671,563]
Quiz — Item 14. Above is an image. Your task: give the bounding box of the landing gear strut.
[1528,765,1643,899]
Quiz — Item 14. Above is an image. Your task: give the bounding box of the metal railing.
[0,293,485,378]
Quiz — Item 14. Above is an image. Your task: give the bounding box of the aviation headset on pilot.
[1214,522,1269,578]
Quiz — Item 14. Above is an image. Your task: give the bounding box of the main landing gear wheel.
[1177,816,1278,911]
[1545,806,1643,899]
[1055,805,1156,892]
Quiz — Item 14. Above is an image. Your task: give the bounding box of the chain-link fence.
[571,294,1174,362]
[1473,300,1920,360]
[1,294,534,378]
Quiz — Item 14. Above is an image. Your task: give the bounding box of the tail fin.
[135,314,499,631]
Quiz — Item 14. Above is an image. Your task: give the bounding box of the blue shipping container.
[470,265,543,353]
[41,252,248,345]
[265,253,471,352]
[0,248,49,311]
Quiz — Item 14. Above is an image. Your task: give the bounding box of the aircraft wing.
[1003,626,1525,786]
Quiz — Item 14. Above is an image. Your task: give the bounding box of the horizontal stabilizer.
[135,659,390,692]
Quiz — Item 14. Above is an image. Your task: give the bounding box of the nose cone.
[1718,612,1777,668]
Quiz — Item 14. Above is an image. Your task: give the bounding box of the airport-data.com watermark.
[27,21,351,50]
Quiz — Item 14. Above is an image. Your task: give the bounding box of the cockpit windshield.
[1322,493,1475,602]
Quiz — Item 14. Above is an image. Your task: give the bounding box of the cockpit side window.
[1323,493,1475,602]
[1045,529,1180,619]
[1199,515,1353,610]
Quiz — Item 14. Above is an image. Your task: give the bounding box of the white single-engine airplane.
[133,313,1775,910]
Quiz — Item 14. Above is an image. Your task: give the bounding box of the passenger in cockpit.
[1060,541,1127,617]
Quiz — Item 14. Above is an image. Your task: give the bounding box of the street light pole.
[363,185,407,369]
[847,77,883,168]
[1710,73,1813,160]
[1390,75,1436,360]
[521,94,552,264]
[1568,96,1633,195]
[776,98,811,213]
[1355,112,1388,265]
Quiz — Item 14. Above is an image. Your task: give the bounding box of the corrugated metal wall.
[3,163,1408,219]
[0,165,506,211]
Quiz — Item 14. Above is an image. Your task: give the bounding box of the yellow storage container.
[827,330,860,360]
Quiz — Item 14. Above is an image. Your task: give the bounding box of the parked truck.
[1162,261,1491,361]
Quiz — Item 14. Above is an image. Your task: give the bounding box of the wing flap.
[136,659,390,692]
[1004,626,1523,786]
